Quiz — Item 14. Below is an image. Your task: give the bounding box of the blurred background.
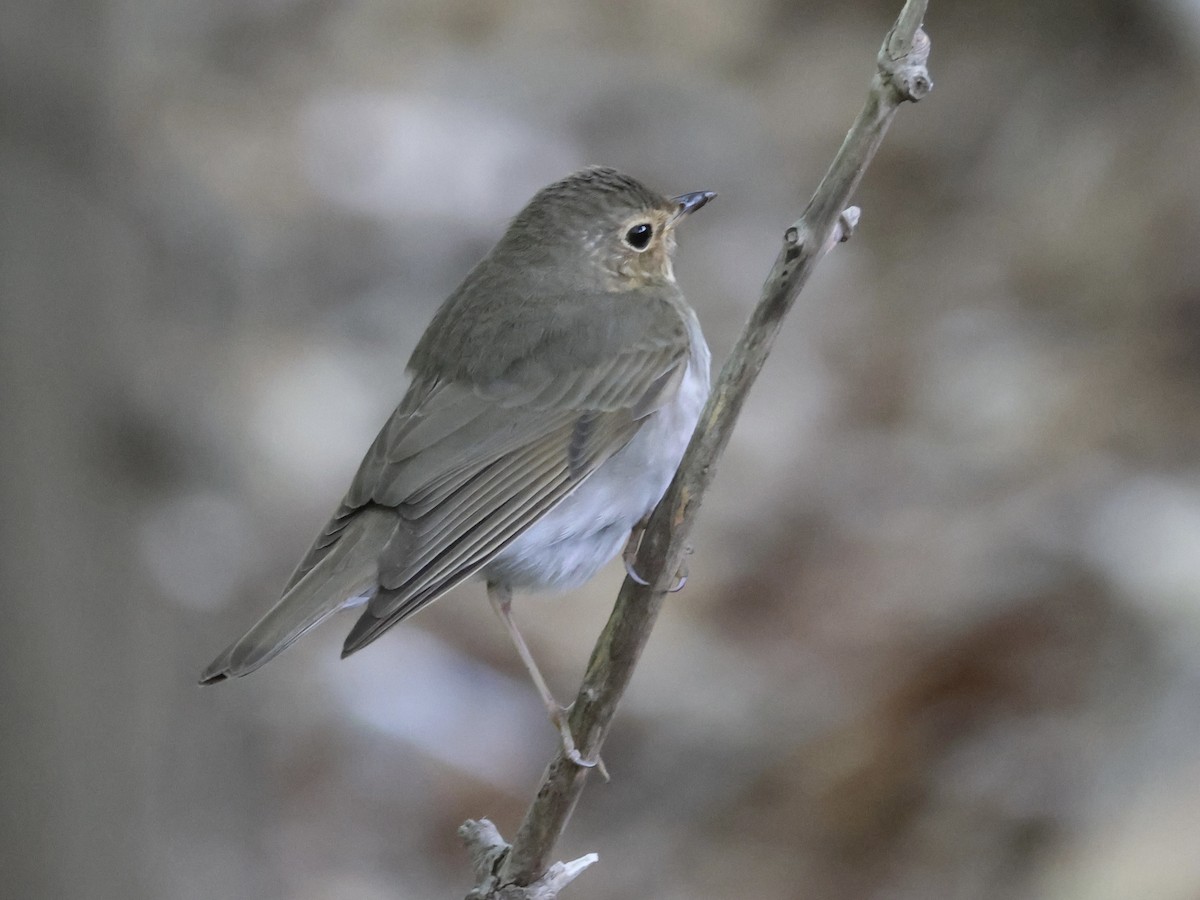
[4,0,1200,897]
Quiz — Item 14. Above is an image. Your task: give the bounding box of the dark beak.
[669,190,717,223]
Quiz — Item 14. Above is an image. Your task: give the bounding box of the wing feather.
[344,413,640,651]
[330,287,694,654]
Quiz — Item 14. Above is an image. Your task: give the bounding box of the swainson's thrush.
[200,167,714,764]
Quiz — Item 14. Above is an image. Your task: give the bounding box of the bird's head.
[498,166,716,291]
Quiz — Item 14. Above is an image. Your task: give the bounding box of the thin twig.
[466,1,932,894]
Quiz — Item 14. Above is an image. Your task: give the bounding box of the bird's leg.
[487,582,605,774]
[623,521,689,592]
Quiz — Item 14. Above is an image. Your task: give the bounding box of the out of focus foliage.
[4,1,1200,898]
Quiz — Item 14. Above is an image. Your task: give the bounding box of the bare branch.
[466,1,933,894]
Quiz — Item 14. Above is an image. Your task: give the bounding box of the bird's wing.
[329,298,691,654]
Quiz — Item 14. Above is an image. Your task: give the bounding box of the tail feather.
[199,506,395,683]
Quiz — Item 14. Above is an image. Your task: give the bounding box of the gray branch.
[464,1,932,895]
[461,820,597,900]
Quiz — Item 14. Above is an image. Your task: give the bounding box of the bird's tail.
[199,506,395,683]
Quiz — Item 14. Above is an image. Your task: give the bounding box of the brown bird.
[200,167,714,765]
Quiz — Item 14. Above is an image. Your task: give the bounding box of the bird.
[200,166,714,766]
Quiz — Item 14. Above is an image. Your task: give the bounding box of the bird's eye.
[624,222,653,251]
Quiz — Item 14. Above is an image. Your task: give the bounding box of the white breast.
[486,308,711,591]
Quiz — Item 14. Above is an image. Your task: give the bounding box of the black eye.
[625,222,653,250]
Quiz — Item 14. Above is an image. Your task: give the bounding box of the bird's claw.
[623,556,650,586]
[622,526,650,585]
[668,559,688,592]
[623,528,690,592]
[550,707,609,780]
[624,558,688,592]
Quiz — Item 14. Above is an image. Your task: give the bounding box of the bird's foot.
[550,706,609,781]
[622,528,690,592]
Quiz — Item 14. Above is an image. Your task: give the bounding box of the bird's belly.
[485,335,710,592]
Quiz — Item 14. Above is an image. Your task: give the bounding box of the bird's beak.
[669,190,717,224]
